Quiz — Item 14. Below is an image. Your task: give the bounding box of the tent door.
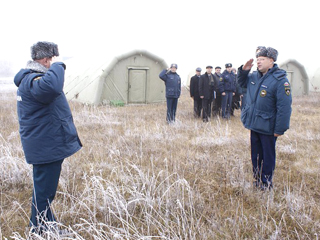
[128,69,147,103]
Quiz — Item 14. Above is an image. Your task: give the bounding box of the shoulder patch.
[220,77,223,81]
[285,87,291,96]
[284,82,290,87]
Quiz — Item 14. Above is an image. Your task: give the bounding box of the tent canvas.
[279,59,309,96]
[310,67,320,92]
[64,50,168,105]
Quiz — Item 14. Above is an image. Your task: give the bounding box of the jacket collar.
[26,60,48,73]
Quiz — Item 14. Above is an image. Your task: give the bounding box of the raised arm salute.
[237,46,292,190]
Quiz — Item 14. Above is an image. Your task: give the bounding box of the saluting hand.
[243,59,254,71]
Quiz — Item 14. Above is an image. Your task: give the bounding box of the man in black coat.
[212,66,222,116]
[190,67,202,117]
[199,66,215,122]
[231,68,241,116]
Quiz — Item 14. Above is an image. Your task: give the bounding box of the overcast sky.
[1,0,319,80]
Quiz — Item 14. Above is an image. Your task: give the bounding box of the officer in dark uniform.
[13,41,82,233]
[219,63,236,119]
[238,46,292,189]
[212,66,222,116]
[159,63,181,123]
[199,66,215,122]
[190,67,202,117]
[231,68,241,116]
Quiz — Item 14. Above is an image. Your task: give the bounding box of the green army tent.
[64,50,168,105]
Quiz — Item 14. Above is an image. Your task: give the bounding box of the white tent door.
[128,69,147,103]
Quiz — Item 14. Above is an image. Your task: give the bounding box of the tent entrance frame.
[127,67,149,104]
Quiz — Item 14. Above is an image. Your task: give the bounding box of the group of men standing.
[10,43,292,236]
[190,64,240,122]
[159,46,292,191]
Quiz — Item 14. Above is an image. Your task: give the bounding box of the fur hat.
[31,41,59,60]
[256,46,278,62]
[225,63,232,68]
[170,63,178,69]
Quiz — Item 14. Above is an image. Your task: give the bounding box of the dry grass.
[1,88,320,239]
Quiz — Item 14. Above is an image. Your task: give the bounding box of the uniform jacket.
[14,62,82,164]
[190,74,201,99]
[237,64,292,135]
[199,72,215,100]
[219,70,236,93]
[159,70,181,98]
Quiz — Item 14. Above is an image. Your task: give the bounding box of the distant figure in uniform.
[231,68,241,116]
[159,63,181,123]
[199,66,215,122]
[13,41,82,234]
[237,46,292,190]
[190,67,202,118]
[219,63,236,119]
[212,66,222,116]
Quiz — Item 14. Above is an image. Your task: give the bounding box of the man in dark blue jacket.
[14,41,82,233]
[219,63,236,119]
[190,67,202,117]
[237,46,292,190]
[159,64,181,123]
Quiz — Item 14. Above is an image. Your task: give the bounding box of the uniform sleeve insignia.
[284,82,290,87]
[260,89,267,97]
[220,77,223,81]
[33,76,41,81]
[285,87,291,96]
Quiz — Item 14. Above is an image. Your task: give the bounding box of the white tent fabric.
[310,67,320,92]
[279,59,309,96]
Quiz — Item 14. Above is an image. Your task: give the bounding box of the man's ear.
[44,57,53,68]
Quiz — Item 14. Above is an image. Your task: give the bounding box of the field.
[0,89,320,239]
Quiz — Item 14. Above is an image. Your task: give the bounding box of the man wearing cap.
[14,41,82,233]
[199,66,215,122]
[212,66,222,116]
[237,46,292,190]
[159,63,181,123]
[219,63,236,119]
[190,67,202,118]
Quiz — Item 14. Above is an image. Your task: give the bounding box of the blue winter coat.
[237,64,292,136]
[219,70,236,93]
[159,70,181,98]
[14,62,82,164]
